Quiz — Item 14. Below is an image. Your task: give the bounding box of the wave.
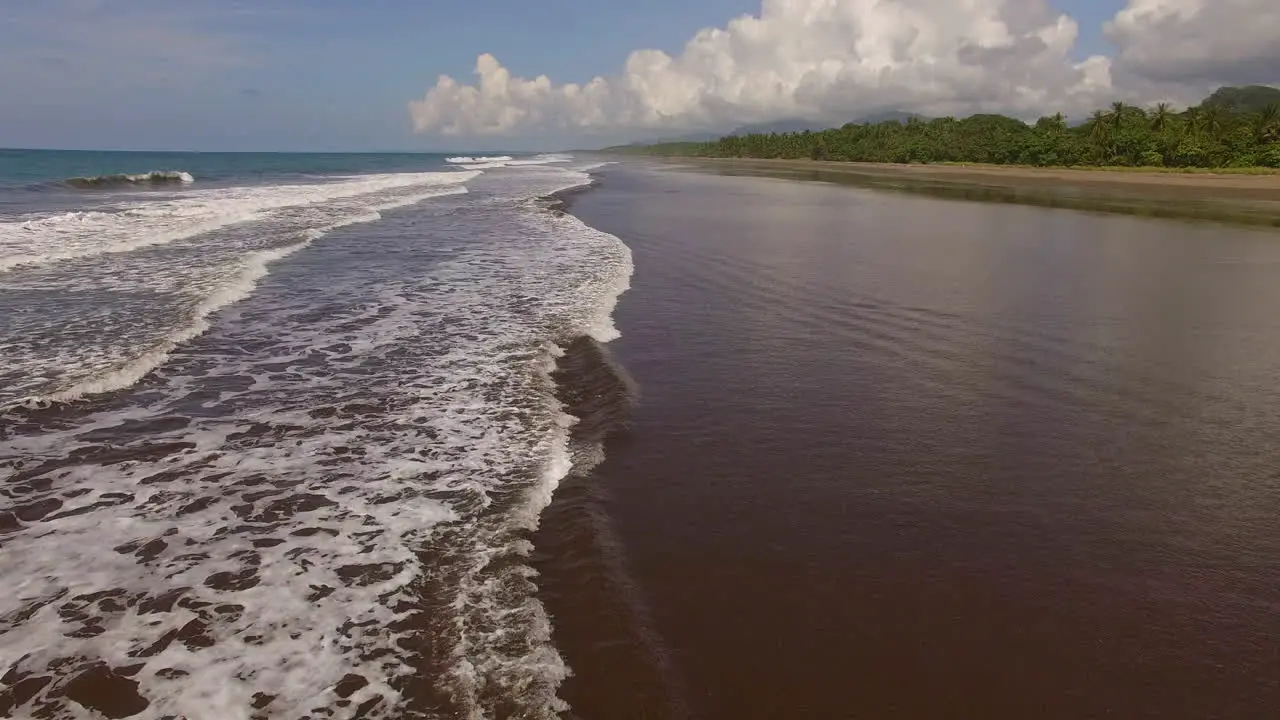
[0,169,632,719]
[449,161,511,170]
[9,184,469,409]
[0,170,481,274]
[447,155,514,164]
[64,170,196,188]
[394,172,632,717]
[21,240,313,407]
[509,153,574,166]
[448,154,574,170]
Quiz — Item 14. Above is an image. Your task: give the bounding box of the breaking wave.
[448,154,574,170]
[0,174,478,406]
[446,156,514,165]
[0,170,480,273]
[11,186,469,410]
[64,170,196,188]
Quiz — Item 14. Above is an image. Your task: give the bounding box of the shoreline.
[541,177,599,216]
[644,157,1280,226]
[534,334,690,720]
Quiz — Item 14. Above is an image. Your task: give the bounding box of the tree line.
[611,86,1280,169]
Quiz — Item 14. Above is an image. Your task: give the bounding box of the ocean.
[5,152,1279,720]
[0,149,630,718]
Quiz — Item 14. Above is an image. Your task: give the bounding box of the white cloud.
[409,0,1117,137]
[1106,0,1280,89]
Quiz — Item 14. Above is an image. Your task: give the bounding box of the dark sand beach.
[535,164,1280,719]
[657,158,1280,226]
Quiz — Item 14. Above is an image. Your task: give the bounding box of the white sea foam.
[448,160,511,170]
[29,242,309,405]
[0,164,631,719]
[0,170,479,273]
[110,170,196,184]
[446,155,514,164]
[507,153,573,166]
[448,154,574,170]
[8,185,470,408]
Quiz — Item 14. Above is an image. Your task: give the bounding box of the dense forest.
[609,86,1280,169]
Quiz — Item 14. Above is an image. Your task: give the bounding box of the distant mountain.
[602,110,931,149]
[1199,85,1280,113]
[727,119,828,136]
[618,131,721,147]
[604,87,1280,151]
[728,112,928,136]
[848,110,927,125]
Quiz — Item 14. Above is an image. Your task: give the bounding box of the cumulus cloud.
[410,0,1118,137]
[1106,0,1280,88]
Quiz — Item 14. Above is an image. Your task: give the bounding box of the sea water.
[0,149,628,719]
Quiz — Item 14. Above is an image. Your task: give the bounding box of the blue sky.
[0,0,1193,151]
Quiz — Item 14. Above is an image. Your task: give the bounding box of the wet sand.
[661,158,1280,226]
[535,164,1280,719]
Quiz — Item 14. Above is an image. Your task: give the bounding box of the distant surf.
[64,170,196,188]
[0,170,480,274]
[448,154,574,170]
[446,155,514,164]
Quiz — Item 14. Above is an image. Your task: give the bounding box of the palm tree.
[1254,103,1280,143]
[1088,109,1112,160]
[1109,101,1129,131]
[1150,102,1173,133]
[1089,109,1110,141]
[1035,114,1066,134]
[1184,106,1202,137]
[1201,104,1226,138]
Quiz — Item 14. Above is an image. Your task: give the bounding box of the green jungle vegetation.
[606,86,1280,169]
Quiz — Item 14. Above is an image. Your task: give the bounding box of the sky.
[0,0,1274,152]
